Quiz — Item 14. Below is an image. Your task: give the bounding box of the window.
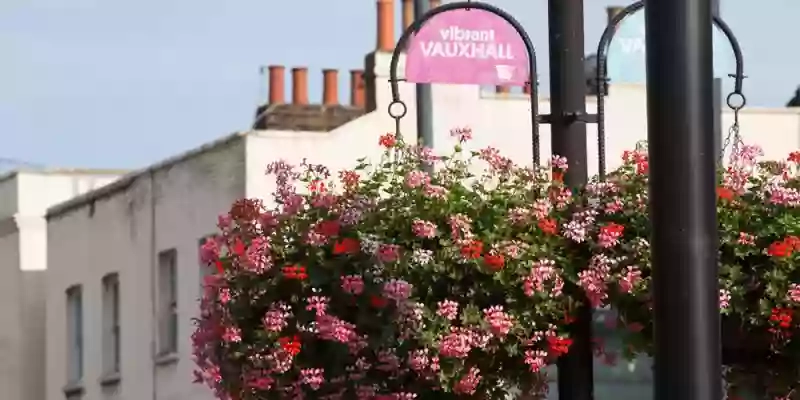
[157,249,178,355]
[102,273,121,374]
[66,285,83,384]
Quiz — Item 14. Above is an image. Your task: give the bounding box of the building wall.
[46,137,245,400]
[0,171,123,400]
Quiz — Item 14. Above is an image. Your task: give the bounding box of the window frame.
[65,285,84,384]
[101,273,121,375]
[157,249,179,355]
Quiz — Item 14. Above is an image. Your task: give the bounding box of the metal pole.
[644,0,722,398]
[414,0,435,149]
[548,0,593,398]
[712,0,722,160]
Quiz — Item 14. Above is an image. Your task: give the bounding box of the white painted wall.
[0,171,123,400]
[46,138,245,400]
[42,52,800,400]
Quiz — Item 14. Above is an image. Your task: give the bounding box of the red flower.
[378,133,397,148]
[214,260,225,274]
[460,240,483,259]
[370,295,388,309]
[232,238,246,256]
[785,236,800,250]
[333,238,360,255]
[547,336,573,357]
[636,160,649,175]
[716,187,734,201]
[316,220,341,237]
[770,308,793,330]
[278,335,302,356]
[538,218,558,235]
[308,180,327,194]
[282,265,308,280]
[789,151,800,163]
[483,253,505,271]
[767,240,793,258]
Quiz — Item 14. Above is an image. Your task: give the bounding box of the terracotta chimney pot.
[350,70,366,108]
[322,69,339,106]
[402,0,414,29]
[291,67,309,105]
[268,65,285,104]
[377,0,395,51]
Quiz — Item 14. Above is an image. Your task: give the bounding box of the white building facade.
[0,169,123,400]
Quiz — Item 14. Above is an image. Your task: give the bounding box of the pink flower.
[578,255,611,307]
[222,326,242,343]
[316,315,357,343]
[483,305,514,337]
[340,275,365,295]
[719,289,731,310]
[439,329,473,358]
[383,279,413,302]
[788,284,800,303]
[263,302,292,332]
[737,232,756,245]
[405,170,430,188]
[524,350,548,372]
[450,126,473,142]
[453,367,482,395]
[523,258,564,298]
[306,296,329,316]
[550,155,568,170]
[618,266,642,293]
[300,368,325,390]
[411,219,438,238]
[437,300,459,320]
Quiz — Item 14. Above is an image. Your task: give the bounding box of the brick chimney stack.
[402,0,414,29]
[322,69,339,106]
[350,70,365,108]
[268,65,285,104]
[291,67,309,105]
[377,0,395,52]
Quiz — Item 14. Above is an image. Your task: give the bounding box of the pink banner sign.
[405,9,529,86]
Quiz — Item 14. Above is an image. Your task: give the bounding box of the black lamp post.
[645,0,722,399]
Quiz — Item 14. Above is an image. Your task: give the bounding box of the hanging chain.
[719,91,746,165]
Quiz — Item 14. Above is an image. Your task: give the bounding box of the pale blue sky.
[1,0,798,170]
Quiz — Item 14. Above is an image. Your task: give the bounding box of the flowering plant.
[580,144,800,399]
[193,130,587,399]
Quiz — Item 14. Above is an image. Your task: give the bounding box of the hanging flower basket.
[193,130,588,400]
[578,145,800,399]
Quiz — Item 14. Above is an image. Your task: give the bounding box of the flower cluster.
[578,145,800,399]
[193,129,577,399]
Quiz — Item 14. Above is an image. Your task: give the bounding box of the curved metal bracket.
[387,1,543,165]
[592,0,746,178]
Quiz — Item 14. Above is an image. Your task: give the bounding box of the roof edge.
[46,131,248,220]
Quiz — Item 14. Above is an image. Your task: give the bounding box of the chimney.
[322,69,339,106]
[430,0,441,8]
[350,70,366,108]
[402,0,414,29]
[268,65,285,104]
[291,67,309,105]
[377,0,395,52]
[606,6,625,25]
[496,85,510,95]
